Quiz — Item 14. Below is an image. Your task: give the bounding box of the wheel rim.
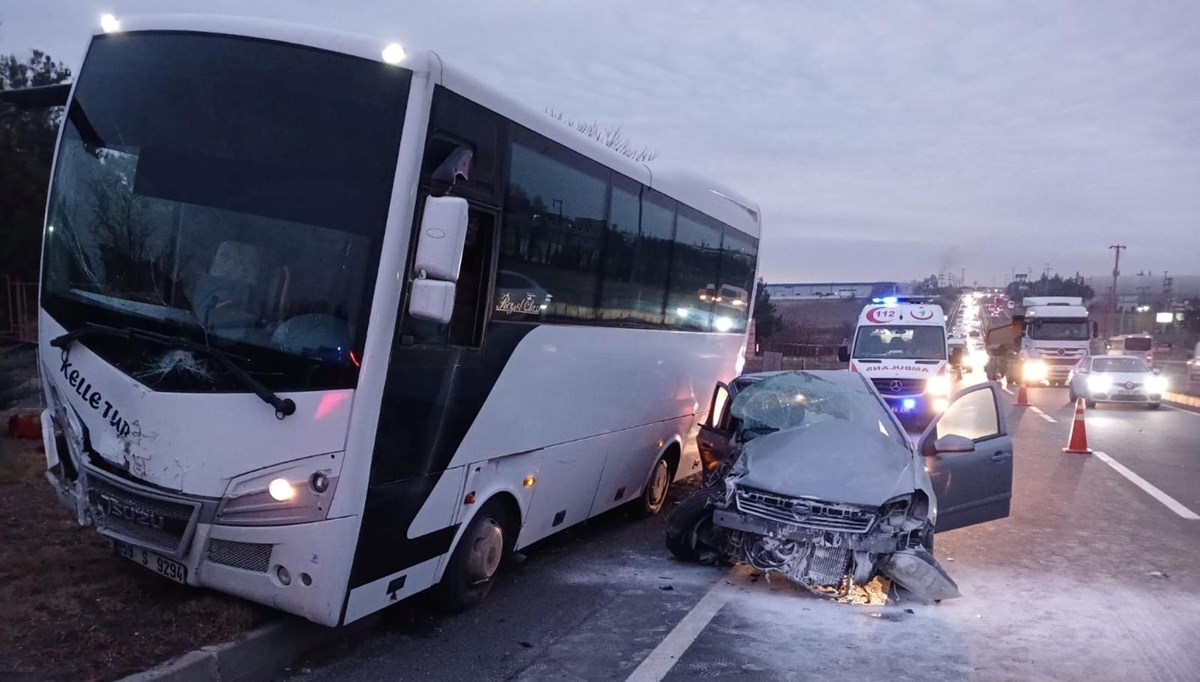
[647,460,669,508]
[465,517,504,585]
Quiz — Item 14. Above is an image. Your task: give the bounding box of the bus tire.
[665,487,723,563]
[433,500,512,613]
[634,455,673,518]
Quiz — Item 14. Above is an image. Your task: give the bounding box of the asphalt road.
[295,386,1200,682]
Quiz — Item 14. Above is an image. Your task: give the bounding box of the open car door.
[918,382,1013,533]
[696,382,734,482]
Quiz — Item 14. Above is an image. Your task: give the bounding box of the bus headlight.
[925,375,952,397]
[1024,360,1047,381]
[1086,375,1112,394]
[1145,375,1168,394]
[217,454,339,526]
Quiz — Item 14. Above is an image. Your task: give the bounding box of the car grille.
[207,539,273,573]
[1109,393,1148,401]
[871,378,925,395]
[87,472,198,557]
[735,489,875,533]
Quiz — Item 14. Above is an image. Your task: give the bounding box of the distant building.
[764,281,896,301]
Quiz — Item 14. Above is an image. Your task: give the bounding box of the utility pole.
[1108,245,1125,317]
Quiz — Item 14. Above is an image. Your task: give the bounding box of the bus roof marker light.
[100,14,121,33]
[381,43,406,65]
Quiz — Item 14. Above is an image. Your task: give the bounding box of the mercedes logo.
[1125,381,1134,390]
[889,380,904,393]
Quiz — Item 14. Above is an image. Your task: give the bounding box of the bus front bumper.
[41,408,356,627]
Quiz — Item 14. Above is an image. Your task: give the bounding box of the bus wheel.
[635,456,672,518]
[434,501,511,613]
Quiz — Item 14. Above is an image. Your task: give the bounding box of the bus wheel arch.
[635,441,680,518]
[434,495,519,613]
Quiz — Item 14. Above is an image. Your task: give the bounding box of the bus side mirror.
[838,346,850,363]
[1092,321,1099,339]
[409,196,469,323]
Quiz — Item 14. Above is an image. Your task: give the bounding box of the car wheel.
[665,487,723,563]
[634,455,673,518]
[1148,403,1161,410]
[1068,387,1077,402]
[1085,400,1096,409]
[433,500,512,613]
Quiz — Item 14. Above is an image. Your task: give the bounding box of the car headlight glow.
[1086,375,1112,393]
[1145,375,1168,394]
[1024,359,1047,380]
[926,375,952,397]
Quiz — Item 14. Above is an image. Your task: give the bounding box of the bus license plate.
[114,541,188,585]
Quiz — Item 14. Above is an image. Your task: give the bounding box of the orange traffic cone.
[1015,384,1030,406]
[1063,397,1092,454]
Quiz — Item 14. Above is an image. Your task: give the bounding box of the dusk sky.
[3,1,1198,286]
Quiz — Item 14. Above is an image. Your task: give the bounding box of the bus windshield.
[41,33,411,390]
[852,325,946,360]
[1027,319,1089,341]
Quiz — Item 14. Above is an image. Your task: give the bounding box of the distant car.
[1067,355,1168,409]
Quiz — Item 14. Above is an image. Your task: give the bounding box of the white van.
[840,301,957,426]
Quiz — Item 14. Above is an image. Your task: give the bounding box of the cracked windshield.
[731,371,905,443]
[41,33,410,381]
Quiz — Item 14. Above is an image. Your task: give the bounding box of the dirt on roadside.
[0,345,268,682]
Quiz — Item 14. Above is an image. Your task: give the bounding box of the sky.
[3,0,1198,286]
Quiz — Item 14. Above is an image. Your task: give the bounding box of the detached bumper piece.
[881,548,961,602]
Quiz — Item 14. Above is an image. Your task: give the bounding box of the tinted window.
[937,388,1000,441]
[498,132,607,321]
[715,226,757,332]
[667,206,723,331]
[598,178,671,326]
[421,87,500,202]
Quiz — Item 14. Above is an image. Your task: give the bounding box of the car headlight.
[1145,375,1168,394]
[1024,359,1047,380]
[216,453,339,526]
[925,375,952,397]
[1086,375,1112,393]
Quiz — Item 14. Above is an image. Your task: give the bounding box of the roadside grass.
[0,346,268,681]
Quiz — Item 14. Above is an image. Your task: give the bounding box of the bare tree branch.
[545,107,659,163]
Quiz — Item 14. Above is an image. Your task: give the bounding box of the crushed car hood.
[733,420,916,507]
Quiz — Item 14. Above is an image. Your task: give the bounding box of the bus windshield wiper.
[51,322,297,418]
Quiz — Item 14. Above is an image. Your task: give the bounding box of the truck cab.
[840,300,955,428]
[1008,297,1096,387]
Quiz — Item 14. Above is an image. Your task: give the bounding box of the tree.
[1005,273,1094,301]
[0,50,72,285]
[753,280,783,341]
[545,108,659,163]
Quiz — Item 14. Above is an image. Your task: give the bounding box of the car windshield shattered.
[730,371,906,445]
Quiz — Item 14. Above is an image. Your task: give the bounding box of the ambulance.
[838,299,957,426]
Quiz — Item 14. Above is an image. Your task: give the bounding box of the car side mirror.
[838,346,850,363]
[408,196,469,323]
[929,434,975,455]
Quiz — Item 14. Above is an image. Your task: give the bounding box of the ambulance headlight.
[925,375,952,397]
[217,453,339,526]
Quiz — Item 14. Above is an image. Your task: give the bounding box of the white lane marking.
[625,581,732,682]
[1029,406,1058,423]
[1164,404,1200,418]
[1092,451,1200,520]
[1001,386,1014,395]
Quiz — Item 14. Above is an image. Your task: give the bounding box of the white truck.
[989,296,1097,387]
[839,301,958,427]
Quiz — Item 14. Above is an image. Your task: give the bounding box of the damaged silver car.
[667,370,1013,602]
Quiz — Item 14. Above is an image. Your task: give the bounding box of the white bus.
[29,16,761,626]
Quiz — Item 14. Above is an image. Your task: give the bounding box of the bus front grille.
[86,471,198,557]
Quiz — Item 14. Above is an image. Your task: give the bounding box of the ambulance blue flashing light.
[902,398,917,410]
